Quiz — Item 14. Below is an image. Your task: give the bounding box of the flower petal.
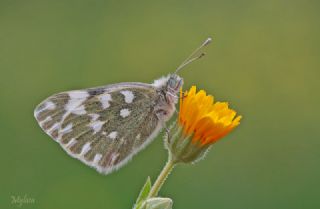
[178,86,241,146]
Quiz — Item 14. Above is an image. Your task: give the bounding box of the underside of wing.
[34,83,163,174]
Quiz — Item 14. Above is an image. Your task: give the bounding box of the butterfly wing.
[34,82,162,174]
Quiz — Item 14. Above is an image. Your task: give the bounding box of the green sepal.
[165,121,211,164]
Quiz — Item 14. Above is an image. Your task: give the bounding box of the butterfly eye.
[168,79,176,88]
[167,76,183,93]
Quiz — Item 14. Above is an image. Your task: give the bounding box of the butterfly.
[34,38,211,174]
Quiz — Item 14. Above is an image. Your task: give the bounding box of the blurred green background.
[1,0,319,208]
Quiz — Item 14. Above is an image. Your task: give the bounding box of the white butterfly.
[34,38,211,174]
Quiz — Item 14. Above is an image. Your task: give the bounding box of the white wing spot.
[120,108,131,118]
[47,122,60,135]
[65,91,89,115]
[120,90,134,103]
[80,142,91,156]
[68,91,90,99]
[59,123,73,135]
[93,154,102,164]
[110,153,120,165]
[108,131,118,139]
[66,138,77,148]
[98,93,112,109]
[35,101,56,117]
[39,116,52,127]
[45,101,56,110]
[89,120,104,134]
[102,131,107,135]
[120,138,126,144]
[71,105,86,115]
[88,113,100,121]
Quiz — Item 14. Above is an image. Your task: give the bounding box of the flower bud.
[140,197,172,209]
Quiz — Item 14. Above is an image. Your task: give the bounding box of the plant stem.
[148,157,175,198]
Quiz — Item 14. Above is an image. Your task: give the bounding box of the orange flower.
[179,86,241,146]
[166,86,242,163]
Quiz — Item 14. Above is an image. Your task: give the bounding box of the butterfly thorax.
[152,74,183,122]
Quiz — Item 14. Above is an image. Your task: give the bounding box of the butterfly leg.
[163,121,171,144]
[156,111,171,142]
[164,123,170,141]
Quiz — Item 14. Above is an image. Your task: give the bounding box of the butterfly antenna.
[174,37,212,74]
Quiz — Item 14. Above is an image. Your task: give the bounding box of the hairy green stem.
[148,157,175,198]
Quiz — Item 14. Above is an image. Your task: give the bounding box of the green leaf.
[133,177,152,209]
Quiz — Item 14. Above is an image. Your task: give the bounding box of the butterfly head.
[165,74,183,104]
[153,74,183,105]
[167,74,183,94]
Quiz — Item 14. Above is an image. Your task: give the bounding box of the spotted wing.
[34,82,162,174]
